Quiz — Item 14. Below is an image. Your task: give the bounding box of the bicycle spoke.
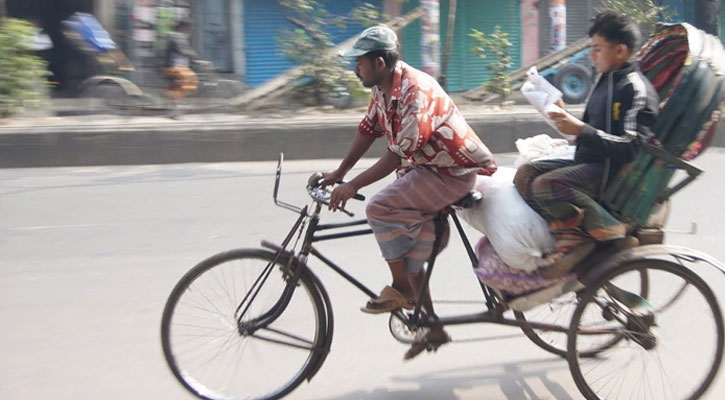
[569,261,723,400]
[250,331,316,351]
[162,250,325,400]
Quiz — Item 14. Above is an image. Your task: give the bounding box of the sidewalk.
[0,100,722,168]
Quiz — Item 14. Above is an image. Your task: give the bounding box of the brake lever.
[319,199,355,217]
[335,181,366,201]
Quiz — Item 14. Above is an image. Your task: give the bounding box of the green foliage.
[597,0,675,38]
[278,0,382,107]
[469,26,512,102]
[0,18,50,117]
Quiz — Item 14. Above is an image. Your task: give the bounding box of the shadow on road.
[314,357,576,400]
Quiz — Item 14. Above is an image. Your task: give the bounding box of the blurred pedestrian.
[163,19,199,99]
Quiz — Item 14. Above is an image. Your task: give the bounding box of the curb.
[1,110,723,168]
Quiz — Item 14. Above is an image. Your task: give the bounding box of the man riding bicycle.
[324,25,497,359]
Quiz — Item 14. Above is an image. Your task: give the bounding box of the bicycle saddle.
[452,191,482,209]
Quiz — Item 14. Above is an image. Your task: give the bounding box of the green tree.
[0,18,50,117]
[469,25,512,103]
[597,0,675,38]
[278,0,381,107]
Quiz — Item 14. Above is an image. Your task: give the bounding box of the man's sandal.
[403,329,451,360]
[360,285,414,314]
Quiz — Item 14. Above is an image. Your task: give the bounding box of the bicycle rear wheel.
[515,269,647,358]
[568,259,724,400]
[161,249,328,400]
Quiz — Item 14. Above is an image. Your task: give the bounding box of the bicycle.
[161,154,724,400]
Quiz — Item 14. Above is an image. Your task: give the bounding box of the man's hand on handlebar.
[321,170,344,188]
[329,182,358,212]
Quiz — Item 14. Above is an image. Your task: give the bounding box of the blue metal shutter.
[441,0,521,92]
[401,0,423,68]
[721,3,725,43]
[243,0,382,87]
[401,0,521,92]
[202,0,232,72]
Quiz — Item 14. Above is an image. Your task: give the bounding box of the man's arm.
[329,150,400,211]
[322,132,376,185]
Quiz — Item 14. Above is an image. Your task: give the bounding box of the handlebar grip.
[337,181,365,201]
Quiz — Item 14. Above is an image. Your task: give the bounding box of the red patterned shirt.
[358,61,497,176]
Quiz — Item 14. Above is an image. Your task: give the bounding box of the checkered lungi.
[366,167,477,272]
[513,159,626,241]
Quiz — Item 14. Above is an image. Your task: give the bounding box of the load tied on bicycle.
[161,15,725,400]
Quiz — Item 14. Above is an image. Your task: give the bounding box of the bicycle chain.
[450,332,527,343]
[393,299,527,344]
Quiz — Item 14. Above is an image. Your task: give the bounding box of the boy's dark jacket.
[575,61,660,169]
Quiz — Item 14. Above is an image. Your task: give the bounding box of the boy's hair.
[365,50,399,69]
[589,11,641,53]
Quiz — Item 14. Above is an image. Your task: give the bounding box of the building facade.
[4,0,725,94]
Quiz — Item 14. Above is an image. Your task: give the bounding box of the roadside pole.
[550,0,566,52]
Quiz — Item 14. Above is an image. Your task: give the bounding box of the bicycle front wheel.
[568,259,724,400]
[161,249,328,400]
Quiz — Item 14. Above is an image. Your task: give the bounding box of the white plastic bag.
[457,167,554,272]
[514,134,575,168]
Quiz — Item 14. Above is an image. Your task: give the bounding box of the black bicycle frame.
[258,203,571,335]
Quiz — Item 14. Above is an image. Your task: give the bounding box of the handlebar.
[306,172,365,201]
[271,153,365,217]
[306,172,365,217]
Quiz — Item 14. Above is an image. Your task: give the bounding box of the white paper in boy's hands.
[521,67,575,141]
[521,67,562,109]
[543,103,576,141]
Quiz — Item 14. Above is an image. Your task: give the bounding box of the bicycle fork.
[236,207,312,334]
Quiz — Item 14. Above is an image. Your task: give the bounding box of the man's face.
[354,55,382,88]
[589,34,629,73]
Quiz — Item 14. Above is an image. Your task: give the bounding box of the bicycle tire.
[515,268,648,358]
[161,248,328,400]
[568,259,724,400]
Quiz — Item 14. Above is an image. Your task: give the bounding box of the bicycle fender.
[302,264,335,382]
[78,75,143,96]
[260,241,335,382]
[578,244,725,286]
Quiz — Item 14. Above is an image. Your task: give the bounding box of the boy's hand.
[547,108,585,136]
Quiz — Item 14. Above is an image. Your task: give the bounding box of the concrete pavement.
[2,154,725,399]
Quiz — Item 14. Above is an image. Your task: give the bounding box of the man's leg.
[363,168,474,312]
[364,168,474,358]
[388,258,415,300]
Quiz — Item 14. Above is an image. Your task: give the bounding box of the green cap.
[339,25,399,58]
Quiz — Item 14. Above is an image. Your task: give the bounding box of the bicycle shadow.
[313,357,576,400]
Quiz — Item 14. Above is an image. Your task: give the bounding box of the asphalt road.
[2,150,725,399]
